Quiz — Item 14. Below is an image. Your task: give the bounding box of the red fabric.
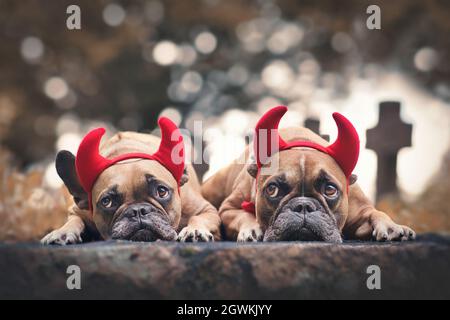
[242,106,360,214]
[254,106,360,179]
[75,117,185,211]
[241,201,256,215]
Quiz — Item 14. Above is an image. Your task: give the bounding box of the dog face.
[56,151,187,241]
[253,148,354,243]
[91,159,181,241]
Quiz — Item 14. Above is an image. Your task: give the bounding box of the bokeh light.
[153,40,178,66]
[261,60,295,93]
[55,90,77,110]
[176,44,197,66]
[194,31,217,54]
[102,3,126,27]
[180,71,203,94]
[267,23,304,54]
[158,107,182,126]
[44,162,63,189]
[43,77,69,101]
[56,133,81,154]
[227,64,250,86]
[331,32,354,53]
[20,37,44,63]
[56,113,81,136]
[236,19,266,53]
[414,47,439,72]
[144,0,164,24]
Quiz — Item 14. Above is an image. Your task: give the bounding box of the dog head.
[248,106,360,243]
[55,118,187,242]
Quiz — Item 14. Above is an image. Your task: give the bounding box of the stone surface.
[0,234,449,299]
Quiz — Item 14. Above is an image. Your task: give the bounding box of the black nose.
[291,197,318,214]
[129,204,152,217]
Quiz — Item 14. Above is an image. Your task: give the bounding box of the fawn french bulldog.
[202,106,416,243]
[42,117,220,244]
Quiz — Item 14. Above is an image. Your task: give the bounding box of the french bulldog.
[202,106,416,243]
[42,117,221,245]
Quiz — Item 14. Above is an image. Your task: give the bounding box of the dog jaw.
[263,210,343,243]
[262,196,343,243]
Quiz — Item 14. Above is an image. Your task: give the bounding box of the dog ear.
[179,167,189,186]
[246,153,258,178]
[56,150,89,210]
[349,174,358,185]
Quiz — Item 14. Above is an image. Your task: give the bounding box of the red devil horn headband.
[254,106,360,178]
[75,117,185,209]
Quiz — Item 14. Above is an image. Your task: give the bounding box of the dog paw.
[177,226,214,242]
[372,220,416,242]
[41,229,82,245]
[237,225,263,242]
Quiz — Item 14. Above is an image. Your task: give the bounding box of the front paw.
[177,226,214,242]
[237,225,263,242]
[372,219,416,242]
[41,229,82,245]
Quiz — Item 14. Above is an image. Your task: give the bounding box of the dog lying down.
[42,107,415,244]
[202,106,416,243]
[42,117,221,245]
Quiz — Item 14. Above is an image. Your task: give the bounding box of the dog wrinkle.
[300,155,306,197]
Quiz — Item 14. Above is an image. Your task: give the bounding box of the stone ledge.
[0,234,449,299]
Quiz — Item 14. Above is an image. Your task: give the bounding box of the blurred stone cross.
[304,118,330,142]
[366,101,413,201]
[244,118,330,146]
[192,137,210,182]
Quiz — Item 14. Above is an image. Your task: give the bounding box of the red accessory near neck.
[241,201,256,215]
[75,117,185,211]
[241,106,360,214]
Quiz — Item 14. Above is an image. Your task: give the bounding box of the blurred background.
[0,0,449,242]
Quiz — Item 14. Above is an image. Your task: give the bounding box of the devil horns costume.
[241,105,360,214]
[75,117,185,211]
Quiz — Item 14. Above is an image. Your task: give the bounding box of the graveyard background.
[0,0,449,242]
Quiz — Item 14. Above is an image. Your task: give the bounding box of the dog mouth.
[110,210,177,242]
[263,208,342,243]
[294,226,323,241]
[126,228,158,242]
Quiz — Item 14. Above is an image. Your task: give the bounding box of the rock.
[0,234,449,299]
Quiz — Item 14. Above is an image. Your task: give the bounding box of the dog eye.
[156,186,170,199]
[323,184,338,198]
[265,183,280,198]
[101,196,113,208]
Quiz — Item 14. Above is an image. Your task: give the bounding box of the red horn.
[75,128,111,193]
[152,117,185,184]
[253,107,360,179]
[254,106,288,168]
[326,113,360,178]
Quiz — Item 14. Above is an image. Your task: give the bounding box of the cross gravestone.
[304,118,330,142]
[244,118,330,146]
[155,129,209,181]
[192,137,210,182]
[245,130,253,146]
[366,101,413,201]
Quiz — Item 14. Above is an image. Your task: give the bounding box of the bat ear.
[326,113,360,178]
[246,152,258,178]
[349,174,358,185]
[179,167,189,186]
[56,151,89,210]
[254,106,289,169]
